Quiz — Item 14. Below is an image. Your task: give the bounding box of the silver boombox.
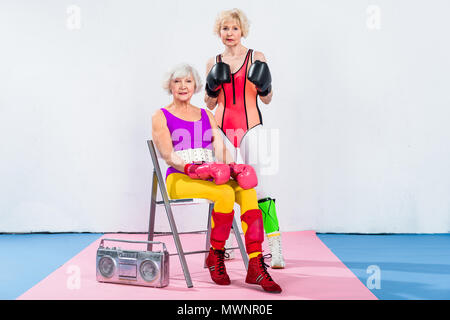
[96,238,169,288]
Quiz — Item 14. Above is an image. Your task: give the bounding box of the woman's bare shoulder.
[204,108,214,117]
[203,108,218,127]
[206,56,217,72]
[152,108,167,125]
[253,50,267,62]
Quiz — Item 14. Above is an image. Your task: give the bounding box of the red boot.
[246,254,282,293]
[205,248,231,285]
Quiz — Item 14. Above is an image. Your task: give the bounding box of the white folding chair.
[146,140,248,288]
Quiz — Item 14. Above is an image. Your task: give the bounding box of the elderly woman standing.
[151,63,282,293]
[204,9,285,269]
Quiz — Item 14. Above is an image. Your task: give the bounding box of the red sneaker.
[205,248,231,285]
[246,254,282,293]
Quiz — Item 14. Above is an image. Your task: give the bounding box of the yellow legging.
[166,173,261,258]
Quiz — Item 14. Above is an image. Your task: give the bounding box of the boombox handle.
[100,238,168,252]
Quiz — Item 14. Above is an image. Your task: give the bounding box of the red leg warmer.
[210,210,234,249]
[240,209,264,254]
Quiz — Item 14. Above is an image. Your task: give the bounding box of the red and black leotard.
[215,49,263,148]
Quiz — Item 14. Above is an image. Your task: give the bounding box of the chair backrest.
[147,139,212,205]
[147,140,163,172]
[147,140,170,200]
[150,139,163,159]
[148,139,170,180]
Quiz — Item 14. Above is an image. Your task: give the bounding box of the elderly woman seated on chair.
[151,63,282,293]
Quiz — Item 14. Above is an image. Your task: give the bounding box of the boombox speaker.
[96,238,169,288]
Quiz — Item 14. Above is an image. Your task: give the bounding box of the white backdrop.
[1,0,449,233]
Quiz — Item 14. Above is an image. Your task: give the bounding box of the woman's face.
[170,74,196,102]
[220,19,242,47]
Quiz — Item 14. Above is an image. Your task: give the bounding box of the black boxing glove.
[206,62,231,98]
[248,60,272,96]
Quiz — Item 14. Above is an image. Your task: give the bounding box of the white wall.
[1,0,449,233]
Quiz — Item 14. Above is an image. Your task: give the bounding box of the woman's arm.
[253,51,273,105]
[151,110,186,172]
[205,109,234,164]
[204,57,219,110]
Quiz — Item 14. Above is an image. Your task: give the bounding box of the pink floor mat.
[18,231,377,300]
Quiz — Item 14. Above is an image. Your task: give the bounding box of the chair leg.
[147,140,193,288]
[147,170,157,251]
[232,217,249,270]
[204,203,214,268]
[163,202,194,288]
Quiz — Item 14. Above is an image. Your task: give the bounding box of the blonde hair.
[214,8,250,38]
[162,63,203,95]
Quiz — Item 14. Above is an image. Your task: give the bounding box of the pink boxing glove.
[197,162,231,185]
[184,163,201,179]
[184,162,230,185]
[229,163,258,190]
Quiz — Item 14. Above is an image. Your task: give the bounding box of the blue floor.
[0,233,102,300]
[1,233,449,300]
[318,233,450,300]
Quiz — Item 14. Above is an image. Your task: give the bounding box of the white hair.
[162,63,203,95]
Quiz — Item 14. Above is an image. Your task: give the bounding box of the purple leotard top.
[160,108,214,179]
